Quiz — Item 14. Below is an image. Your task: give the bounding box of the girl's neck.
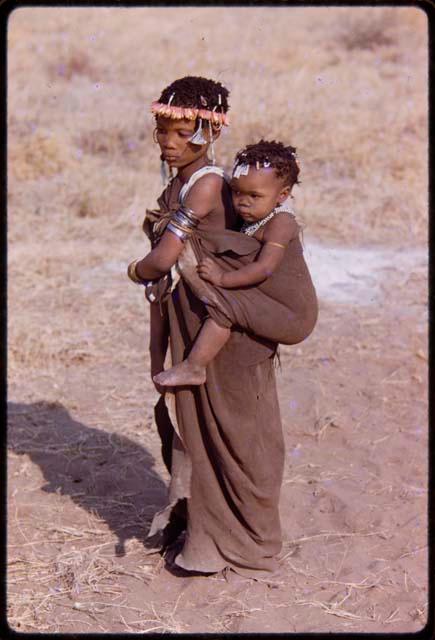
[177,155,211,183]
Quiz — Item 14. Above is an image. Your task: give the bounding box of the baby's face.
[230,168,290,223]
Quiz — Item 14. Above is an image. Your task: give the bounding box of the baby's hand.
[197,257,224,286]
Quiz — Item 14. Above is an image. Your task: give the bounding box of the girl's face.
[230,168,290,223]
[155,116,210,170]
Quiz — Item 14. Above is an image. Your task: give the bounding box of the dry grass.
[46,47,99,82]
[333,8,398,51]
[8,538,156,632]
[9,132,79,180]
[7,6,427,246]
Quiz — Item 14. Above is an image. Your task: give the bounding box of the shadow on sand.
[8,400,169,557]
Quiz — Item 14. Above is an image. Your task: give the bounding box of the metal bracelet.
[167,222,189,242]
[173,212,196,230]
[169,219,195,235]
[178,205,199,223]
[171,205,200,231]
[127,259,148,285]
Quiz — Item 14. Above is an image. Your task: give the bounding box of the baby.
[153,139,312,387]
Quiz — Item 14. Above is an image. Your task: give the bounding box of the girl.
[128,75,235,390]
[128,77,301,579]
[153,140,318,387]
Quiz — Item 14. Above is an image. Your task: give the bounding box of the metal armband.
[127,258,148,285]
[166,205,200,242]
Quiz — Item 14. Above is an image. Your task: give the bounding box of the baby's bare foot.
[153,361,206,386]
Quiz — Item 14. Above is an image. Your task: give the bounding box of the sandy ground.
[7,236,428,633]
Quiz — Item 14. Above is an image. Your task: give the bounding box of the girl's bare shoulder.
[183,173,225,217]
[186,172,225,200]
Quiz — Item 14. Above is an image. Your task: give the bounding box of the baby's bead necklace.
[240,205,294,237]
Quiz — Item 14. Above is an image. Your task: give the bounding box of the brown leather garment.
[146,177,317,577]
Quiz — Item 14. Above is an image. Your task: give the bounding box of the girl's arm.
[135,174,223,281]
[198,214,298,288]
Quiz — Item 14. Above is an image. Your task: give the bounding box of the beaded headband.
[150,92,230,127]
[232,160,271,178]
[232,152,299,178]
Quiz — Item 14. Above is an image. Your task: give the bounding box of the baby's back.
[257,221,318,341]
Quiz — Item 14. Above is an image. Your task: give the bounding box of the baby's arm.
[198,214,298,288]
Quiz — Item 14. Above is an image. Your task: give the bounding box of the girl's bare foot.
[153,360,206,386]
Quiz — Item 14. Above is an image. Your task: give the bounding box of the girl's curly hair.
[158,76,230,113]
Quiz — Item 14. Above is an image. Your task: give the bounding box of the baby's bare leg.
[153,319,231,386]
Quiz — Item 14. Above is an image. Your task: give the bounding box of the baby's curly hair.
[235,139,300,187]
[158,76,230,113]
